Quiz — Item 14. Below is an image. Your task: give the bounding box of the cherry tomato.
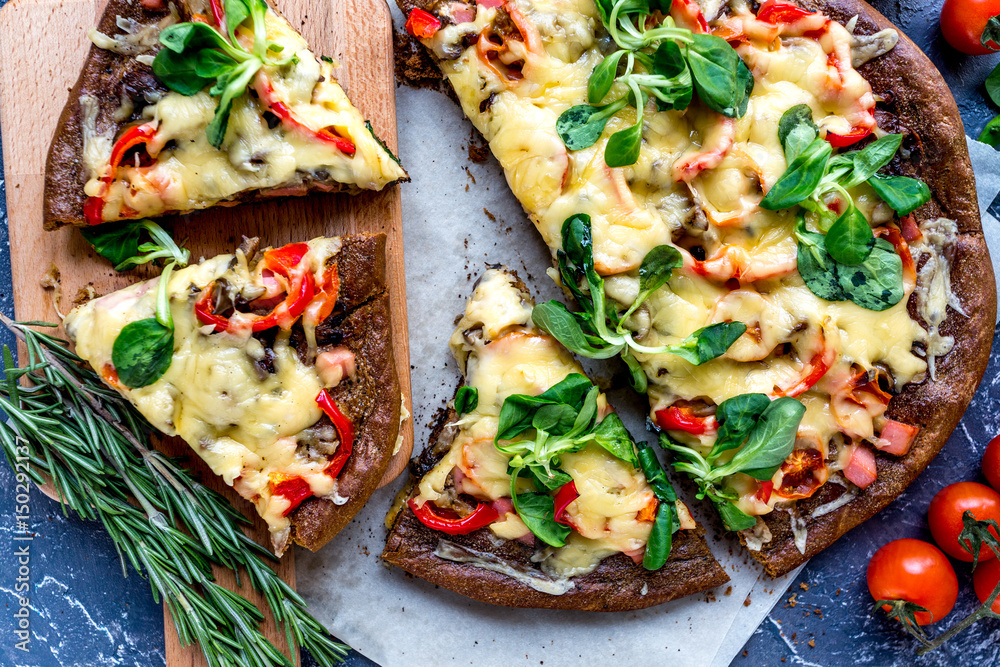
[867,539,958,625]
[940,0,1000,56]
[973,557,1000,613]
[928,482,1000,562]
[984,434,1000,491]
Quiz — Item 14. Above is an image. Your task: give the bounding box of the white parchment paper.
[298,19,1000,660]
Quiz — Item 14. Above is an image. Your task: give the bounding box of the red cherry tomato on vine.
[928,482,1000,562]
[940,0,1000,55]
[973,557,1000,613]
[867,539,958,626]
[984,434,1000,491]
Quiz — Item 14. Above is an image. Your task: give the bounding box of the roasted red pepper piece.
[270,475,313,516]
[84,196,106,226]
[317,389,354,478]
[254,75,356,156]
[756,1,814,24]
[756,481,774,504]
[194,283,230,332]
[250,271,316,331]
[825,127,872,148]
[208,0,225,26]
[87,123,159,225]
[311,264,341,324]
[553,481,579,526]
[405,8,442,38]
[407,498,500,535]
[654,405,719,435]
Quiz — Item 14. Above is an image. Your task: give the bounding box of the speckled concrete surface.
[0,1,998,665]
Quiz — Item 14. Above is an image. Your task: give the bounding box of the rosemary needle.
[0,315,347,667]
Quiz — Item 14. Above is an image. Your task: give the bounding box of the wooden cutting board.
[0,0,411,664]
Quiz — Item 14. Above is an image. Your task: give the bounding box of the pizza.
[64,234,403,555]
[44,0,408,229]
[398,0,996,576]
[383,267,729,610]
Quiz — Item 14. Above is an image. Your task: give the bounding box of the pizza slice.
[64,234,403,555]
[398,0,995,576]
[45,0,408,229]
[382,268,729,610]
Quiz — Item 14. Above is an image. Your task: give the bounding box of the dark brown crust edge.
[43,0,408,230]
[393,0,997,577]
[742,0,997,576]
[288,234,402,551]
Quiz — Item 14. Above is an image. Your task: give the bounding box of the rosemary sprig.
[0,315,347,667]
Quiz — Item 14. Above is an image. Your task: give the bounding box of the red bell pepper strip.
[194,284,230,332]
[771,328,836,398]
[654,405,719,435]
[310,264,341,324]
[86,123,159,225]
[553,481,579,526]
[756,1,814,24]
[317,389,354,478]
[209,0,225,27]
[756,481,774,504]
[670,0,708,34]
[825,127,872,148]
[270,475,313,516]
[405,8,442,38]
[263,242,311,275]
[253,74,356,156]
[408,498,500,535]
[250,271,316,331]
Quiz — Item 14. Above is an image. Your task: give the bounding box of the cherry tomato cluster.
[867,435,1000,640]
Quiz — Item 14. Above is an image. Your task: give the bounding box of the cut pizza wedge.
[382,268,728,610]
[64,234,403,555]
[399,0,995,577]
[45,0,408,229]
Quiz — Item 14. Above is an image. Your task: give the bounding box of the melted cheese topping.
[424,0,943,519]
[64,238,348,551]
[84,9,407,222]
[416,269,673,579]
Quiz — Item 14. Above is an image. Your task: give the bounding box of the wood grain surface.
[0,0,411,664]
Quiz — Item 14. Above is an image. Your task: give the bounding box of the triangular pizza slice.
[383,268,728,610]
[65,234,403,555]
[45,0,408,228]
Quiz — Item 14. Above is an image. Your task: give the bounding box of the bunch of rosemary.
[0,313,347,667]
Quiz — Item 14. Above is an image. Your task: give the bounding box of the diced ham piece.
[316,348,356,388]
[873,420,920,456]
[844,444,878,489]
[625,547,645,565]
[490,497,515,516]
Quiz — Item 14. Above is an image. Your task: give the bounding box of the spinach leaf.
[152,48,213,95]
[715,500,757,531]
[206,59,262,147]
[709,393,770,459]
[528,465,574,492]
[843,133,902,187]
[556,100,625,151]
[533,403,578,436]
[836,238,904,311]
[621,350,649,394]
[637,444,677,502]
[759,139,832,210]
[619,244,682,324]
[794,222,848,302]
[642,501,674,570]
[591,413,639,466]
[496,395,545,442]
[589,52,626,104]
[687,34,750,118]
[716,397,805,480]
[980,115,1000,147]
[777,104,818,164]
[454,386,478,415]
[511,489,571,547]
[666,321,747,365]
[532,301,619,359]
[824,206,875,266]
[867,174,931,215]
[111,318,174,389]
[652,40,686,79]
[537,374,594,408]
[81,219,190,271]
[605,117,644,168]
[987,58,1000,105]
